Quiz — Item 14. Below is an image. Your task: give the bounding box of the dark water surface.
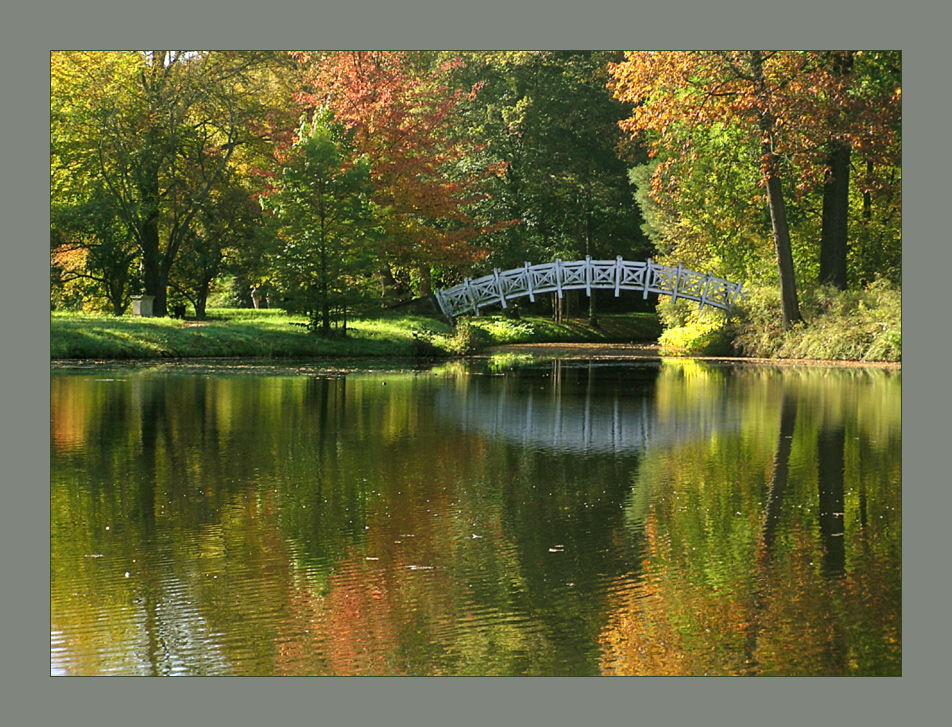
[50,357,901,675]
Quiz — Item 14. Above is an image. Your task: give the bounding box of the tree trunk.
[136,145,170,316]
[155,266,171,318]
[751,50,803,330]
[320,240,331,335]
[379,264,401,301]
[819,50,854,291]
[863,158,874,222]
[140,212,164,315]
[107,271,127,315]
[819,140,851,290]
[417,266,432,297]
[764,174,803,328]
[586,211,597,323]
[194,288,208,320]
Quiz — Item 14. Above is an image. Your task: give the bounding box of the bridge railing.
[434,257,744,320]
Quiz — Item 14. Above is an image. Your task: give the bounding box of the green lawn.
[50,309,662,360]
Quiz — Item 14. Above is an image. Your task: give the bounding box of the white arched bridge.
[434,257,744,320]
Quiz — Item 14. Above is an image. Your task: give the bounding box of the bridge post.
[525,262,535,302]
[614,256,623,297]
[585,256,592,298]
[555,259,563,299]
[464,277,479,315]
[672,264,683,303]
[644,258,652,299]
[731,281,744,304]
[698,273,712,311]
[493,269,507,309]
[437,289,458,325]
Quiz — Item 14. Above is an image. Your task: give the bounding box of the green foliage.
[468,317,539,343]
[658,319,736,357]
[434,319,494,355]
[51,51,279,316]
[169,172,264,319]
[263,111,379,335]
[848,166,902,287]
[50,51,899,358]
[732,280,901,362]
[655,300,737,356]
[629,128,770,283]
[50,184,139,315]
[654,279,901,362]
[448,51,650,273]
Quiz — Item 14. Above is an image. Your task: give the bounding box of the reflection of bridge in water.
[435,365,744,455]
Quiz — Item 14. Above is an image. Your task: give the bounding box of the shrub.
[442,319,493,355]
[656,298,738,356]
[731,280,901,362]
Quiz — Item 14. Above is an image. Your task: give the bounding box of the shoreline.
[50,342,901,372]
[481,342,901,369]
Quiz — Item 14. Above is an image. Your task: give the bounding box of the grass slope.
[50,309,662,361]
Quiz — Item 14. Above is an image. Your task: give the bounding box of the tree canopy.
[51,50,901,331]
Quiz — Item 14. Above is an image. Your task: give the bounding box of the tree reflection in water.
[51,360,900,675]
[599,364,900,676]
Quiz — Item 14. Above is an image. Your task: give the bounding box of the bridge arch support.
[434,257,744,320]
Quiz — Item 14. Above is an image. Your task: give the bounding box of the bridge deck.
[434,257,743,320]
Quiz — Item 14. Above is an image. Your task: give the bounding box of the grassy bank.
[655,280,901,363]
[50,309,663,361]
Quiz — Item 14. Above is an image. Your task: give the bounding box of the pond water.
[50,356,901,676]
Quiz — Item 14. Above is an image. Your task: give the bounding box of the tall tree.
[450,51,649,271]
[818,54,854,290]
[609,50,901,319]
[262,112,377,335]
[808,51,901,289]
[610,51,811,327]
[759,51,901,291]
[292,51,500,298]
[51,51,272,316]
[168,171,263,319]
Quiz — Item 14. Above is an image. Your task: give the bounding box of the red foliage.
[609,51,901,200]
[292,51,500,267]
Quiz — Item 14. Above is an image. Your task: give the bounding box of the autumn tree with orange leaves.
[291,51,502,299]
[609,51,900,329]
